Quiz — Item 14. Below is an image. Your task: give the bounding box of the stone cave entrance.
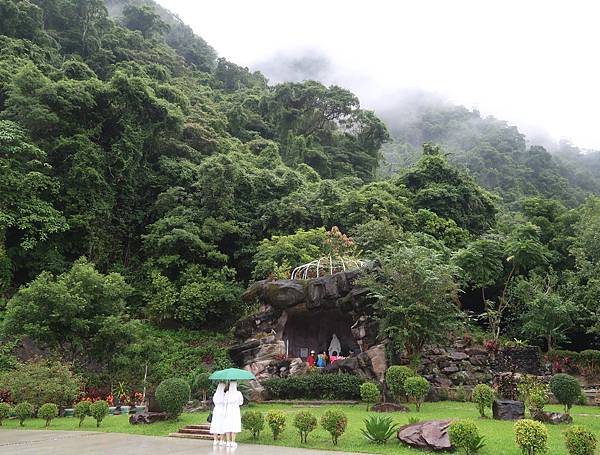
[282,307,359,359]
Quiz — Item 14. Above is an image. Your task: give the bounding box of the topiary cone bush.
[38,403,59,427]
[385,366,414,402]
[293,410,317,443]
[404,376,430,412]
[321,409,348,445]
[14,402,33,426]
[514,419,548,455]
[549,373,581,414]
[90,400,109,427]
[241,410,264,439]
[266,409,286,440]
[360,382,380,411]
[564,425,597,455]
[0,402,12,426]
[472,384,494,418]
[448,419,485,455]
[74,400,92,427]
[155,378,190,420]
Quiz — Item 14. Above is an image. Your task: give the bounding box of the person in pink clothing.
[329,351,339,363]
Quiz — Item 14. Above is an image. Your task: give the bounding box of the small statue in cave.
[328,333,341,357]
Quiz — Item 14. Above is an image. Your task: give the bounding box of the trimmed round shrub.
[294,410,318,443]
[74,400,91,427]
[448,419,485,455]
[385,366,414,401]
[0,402,12,425]
[155,378,190,419]
[38,403,59,427]
[564,425,597,455]
[360,382,380,411]
[90,400,109,427]
[14,402,33,426]
[241,410,264,439]
[514,419,548,455]
[266,409,286,440]
[321,409,348,445]
[472,384,494,418]
[550,373,581,414]
[404,376,430,412]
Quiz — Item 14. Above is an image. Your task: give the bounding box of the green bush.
[14,402,33,426]
[261,373,361,400]
[455,385,467,402]
[189,369,212,402]
[404,376,430,412]
[0,402,12,425]
[241,410,264,439]
[518,375,548,417]
[0,359,82,408]
[448,419,485,455]
[90,400,109,427]
[578,350,600,375]
[564,425,597,455]
[266,410,286,440]
[472,384,494,418]
[360,382,380,411]
[155,378,190,419]
[361,415,398,445]
[38,403,59,427]
[385,366,414,401]
[293,411,317,443]
[74,400,91,428]
[514,419,548,455]
[550,374,581,414]
[321,409,348,445]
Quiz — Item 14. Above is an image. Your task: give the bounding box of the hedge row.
[262,373,362,400]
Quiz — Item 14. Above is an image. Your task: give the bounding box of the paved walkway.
[0,430,368,455]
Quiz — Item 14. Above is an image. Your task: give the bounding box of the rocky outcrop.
[494,346,543,375]
[323,344,386,381]
[398,420,453,451]
[533,411,573,424]
[492,399,525,420]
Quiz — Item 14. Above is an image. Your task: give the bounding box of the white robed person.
[223,381,244,448]
[209,382,227,446]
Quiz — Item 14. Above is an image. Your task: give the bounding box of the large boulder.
[322,345,385,381]
[371,403,409,413]
[492,399,525,420]
[129,412,168,424]
[397,419,453,451]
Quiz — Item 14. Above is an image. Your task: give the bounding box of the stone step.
[185,424,211,430]
[178,428,211,435]
[169,432,213,440]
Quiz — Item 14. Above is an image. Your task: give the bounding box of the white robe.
[222,382,244,433]
[210,383,227,434]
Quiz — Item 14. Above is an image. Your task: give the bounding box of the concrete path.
[0,430,368,455]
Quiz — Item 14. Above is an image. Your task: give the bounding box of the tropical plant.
[155,378,190,419]
[321,410,348,445]
[518,375,548,418]
[564,425,597,455]
[38,403,59,427]
[241,410,264,439]
[514,419,548,455]
[293,411,318,443]
[14,402,33,426]
[360,382,380,410]
[472,384,494,418]
[404,376,430,412]
[90,400,109,427]
[189,369,212,402]
[550,374,581,414]
[360,415,398,445]
[266,410,287,440]
[448,419,486,454]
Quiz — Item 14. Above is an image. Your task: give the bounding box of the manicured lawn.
[3,402,600,454]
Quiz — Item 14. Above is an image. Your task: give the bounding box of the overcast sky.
[157,0,600,149]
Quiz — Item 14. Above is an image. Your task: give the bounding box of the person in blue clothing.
[316,351,328,368]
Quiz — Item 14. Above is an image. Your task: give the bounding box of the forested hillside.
[1,0,600,392]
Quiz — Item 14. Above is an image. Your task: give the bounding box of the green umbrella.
[208,368,256,381]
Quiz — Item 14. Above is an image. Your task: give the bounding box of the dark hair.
[332,351,338,356]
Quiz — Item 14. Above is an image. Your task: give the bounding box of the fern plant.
[361,415,399,444]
